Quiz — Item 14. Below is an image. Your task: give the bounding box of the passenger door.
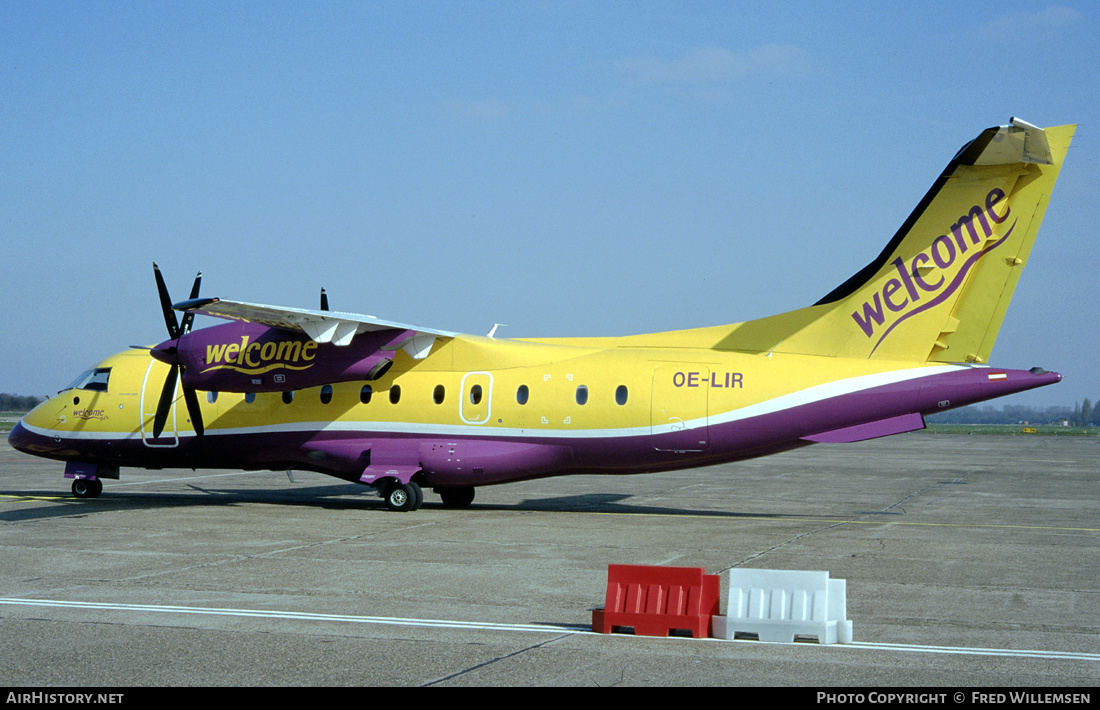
[650,365,709,451]
[140,360,179,446]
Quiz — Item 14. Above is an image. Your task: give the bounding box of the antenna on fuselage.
[487,323,507,339]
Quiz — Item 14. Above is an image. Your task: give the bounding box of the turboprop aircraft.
[9,118,1074,512]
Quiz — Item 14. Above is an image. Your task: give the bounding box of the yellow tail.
[713,119,1074,362]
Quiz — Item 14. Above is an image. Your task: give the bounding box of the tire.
[72,478,102,498]
[384,481,422,512]
[438,487,475,508]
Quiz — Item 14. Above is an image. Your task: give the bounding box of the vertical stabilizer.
[743,120,1073,362]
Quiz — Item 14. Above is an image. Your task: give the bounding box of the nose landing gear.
[71,478,103,498]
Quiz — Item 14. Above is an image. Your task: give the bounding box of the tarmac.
[0,431,1096,688]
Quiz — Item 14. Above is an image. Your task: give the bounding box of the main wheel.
[438,486,475,508]
[383,481,422,512]
[71,478,102,498]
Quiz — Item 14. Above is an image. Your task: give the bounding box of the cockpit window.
[62,368,111,392]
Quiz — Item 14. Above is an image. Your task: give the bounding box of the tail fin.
[721,119,1074,362]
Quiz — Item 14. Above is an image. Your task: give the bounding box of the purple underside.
[9,366,1061,487]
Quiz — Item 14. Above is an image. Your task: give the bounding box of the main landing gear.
[379,481,477,511]
[382,480,423,512]
[437,486,475,508]
[71,478,103,498]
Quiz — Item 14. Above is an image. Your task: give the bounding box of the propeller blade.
[152,365,179,439]
[182,386,204,437]
[320,287,329,311]
[153,263,180,339]
[180,271,202,334]
[151,265,205,438]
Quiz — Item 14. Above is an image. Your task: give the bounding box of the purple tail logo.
[851,188,1015,353]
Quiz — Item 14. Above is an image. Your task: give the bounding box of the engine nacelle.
[153,321,399,393]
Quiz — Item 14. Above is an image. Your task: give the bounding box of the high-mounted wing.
[174,297,457,360]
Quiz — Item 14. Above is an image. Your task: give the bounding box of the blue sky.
[2,1,1097,407]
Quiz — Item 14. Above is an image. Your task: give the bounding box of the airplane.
[8,118,1074,512]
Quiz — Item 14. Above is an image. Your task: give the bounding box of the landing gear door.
[651,366,709,451]
[140,359,179,447]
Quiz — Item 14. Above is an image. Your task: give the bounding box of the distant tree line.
[928,399,1099,426]
[1,393,44,412]
[1072,398,1095,427]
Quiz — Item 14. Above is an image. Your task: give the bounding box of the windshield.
[62,368,111,392]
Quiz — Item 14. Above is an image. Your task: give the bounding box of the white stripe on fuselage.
[22,364,970,443]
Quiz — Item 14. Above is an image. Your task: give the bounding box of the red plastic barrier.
[591,564,720,638]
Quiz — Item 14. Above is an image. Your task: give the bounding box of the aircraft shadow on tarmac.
[0,483,372,522]
[509,492,795,518]
[0,483,847,522]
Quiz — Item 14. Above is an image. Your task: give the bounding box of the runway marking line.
[1,597,1096,663]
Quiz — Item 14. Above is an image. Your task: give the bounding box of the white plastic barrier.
[712,569,853,644]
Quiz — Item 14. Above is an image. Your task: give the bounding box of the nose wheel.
[71,478,103,498]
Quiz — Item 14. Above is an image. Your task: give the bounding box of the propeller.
[150,263,205,438]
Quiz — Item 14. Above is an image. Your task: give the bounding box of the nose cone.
[8,421,35,455]
[150,338,178,365]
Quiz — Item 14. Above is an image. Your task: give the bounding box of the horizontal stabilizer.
[801,412,925,443]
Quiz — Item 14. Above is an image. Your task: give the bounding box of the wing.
[174,297,457,360]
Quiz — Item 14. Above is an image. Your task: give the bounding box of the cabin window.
[389,385,401,404]
[516,384,529,405]
[615,385,628,406]
[245,392,256,404]
[470,384,483,405]
[320,385,333,404]
[282,391,294,404]
[207,391,218,404]
[360,385,372,404]
[576,385,588,405]
[433,384,445,404]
